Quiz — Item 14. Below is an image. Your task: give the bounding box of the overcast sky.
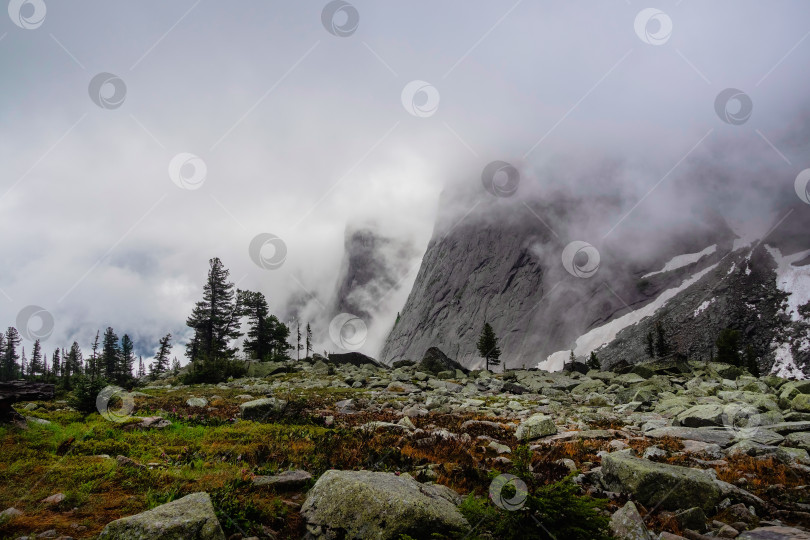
[1,1,809,365]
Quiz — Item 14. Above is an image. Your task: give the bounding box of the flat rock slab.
[739,526,810,539]
[300,470,468,539]
[646,426,735,447]
[252,470,312,489]
[768,422,810,435]
[97,492,225,540]
[601,452,721,512]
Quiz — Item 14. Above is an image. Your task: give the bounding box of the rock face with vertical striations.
[380,180,810,375]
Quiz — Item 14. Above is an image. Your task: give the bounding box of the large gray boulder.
[738,526,810,539]
[415,347,468,375]
[676,403,726,427]
[515,413,557,441]
[239,397,287,421]
[300,470,468,539]
[97,492,225,540]
[601,452,721,512]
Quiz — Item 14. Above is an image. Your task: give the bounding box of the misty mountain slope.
[331,224,418,322]
[380,186,740,369]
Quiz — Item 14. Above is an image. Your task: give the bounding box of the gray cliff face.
[381,188,810,375]
[380,214,549,368]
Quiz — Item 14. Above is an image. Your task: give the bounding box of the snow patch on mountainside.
[539,262,720,371]
[642,245,717,279]
[771,341,805,379]
[694,298,715,316]
[765,245,810,322]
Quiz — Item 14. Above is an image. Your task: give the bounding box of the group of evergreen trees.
[0,257,312,386]
[0,323,159,386]
[183,257,296,382]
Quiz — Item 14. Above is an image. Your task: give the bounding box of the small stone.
[186,397,208,408]
[40,493,65,505]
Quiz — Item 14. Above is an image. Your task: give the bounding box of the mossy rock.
[601,452,721,512]
[300,470,468,539]
[97,492,225,540]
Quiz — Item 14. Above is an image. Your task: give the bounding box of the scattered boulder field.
[6,351,810,538]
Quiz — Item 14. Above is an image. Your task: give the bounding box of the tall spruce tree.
[2,327,21,380]
[305,323,312,358]
[296,321,302,360]
[152,333,172,376]
[185,257,242,363]
[645,331,655,358]
[137,356,146,378]
[20,347,27,379]
[239,290,274,361]
[119,334,135,380]
[88,331,101,380]
[476,322,501,371]
[66,341,83,380]
[52,348,60,379]
[716,328,741,366]
[29,339,43,378]
[101,327,120,380]
[0,333,5,381]
[654,321,670,358]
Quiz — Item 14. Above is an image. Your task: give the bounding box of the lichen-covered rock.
[97,492,225,540]
[252,469,312,489]
[515,414,557,441]
[677,403,726,427]
[609,501,652,540]
[239,397,287,421]
[601,452,721,512]
[783,431,810,452]
[792,394,810,412]
[738,526,810,539]
[300,470,468,539]
[186,397,207,408]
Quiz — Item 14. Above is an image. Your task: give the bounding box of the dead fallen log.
[0,381,55,422]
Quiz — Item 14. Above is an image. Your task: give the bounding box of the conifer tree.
[52,348,61,378]
[237,290,281,361]
[305,323,313,358]
[645,331,655,358]
[2,327,21,380]
[20,347,27,379]
[587,351,600,370]
[654,321,670,358]
[119,334,135,381]
[716,328,741,366]
[66,341,83,380]
[152,333,172,376]
[476,322,501,371]
[171,357,181,374]
[137,356,146,378]
[30,339,43,378]
[89,331,101,380]
[101,327,120,380]
[296,321,302,360]
[185,257,242,363]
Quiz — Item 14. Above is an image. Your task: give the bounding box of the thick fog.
[1,1,809,367]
